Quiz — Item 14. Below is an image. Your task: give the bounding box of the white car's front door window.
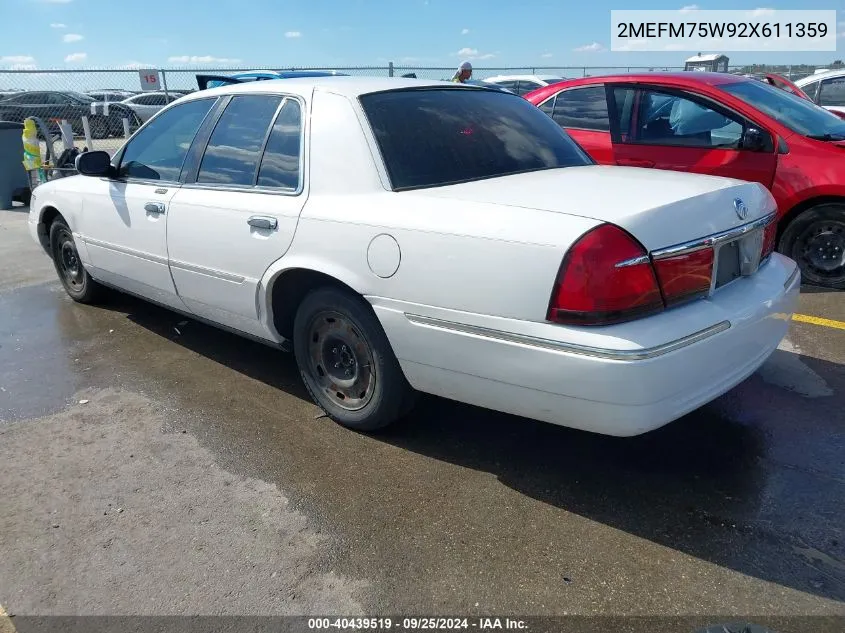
[118,98,215,182]
[81,98,217,309]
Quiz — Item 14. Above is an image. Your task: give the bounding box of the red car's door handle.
[617,158,656,168]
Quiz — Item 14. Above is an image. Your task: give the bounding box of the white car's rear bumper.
[372,253,800,436]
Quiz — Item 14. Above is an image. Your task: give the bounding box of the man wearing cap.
[451,61,472,83]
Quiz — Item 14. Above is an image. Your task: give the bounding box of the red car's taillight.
[547,224,664,326]
[653,248,714,307]
[762,217,778,260]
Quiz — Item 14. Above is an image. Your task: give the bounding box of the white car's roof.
[182,76,459,102]
[795,69,845,85]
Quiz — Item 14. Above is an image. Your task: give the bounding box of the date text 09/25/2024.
[307,618,528,630]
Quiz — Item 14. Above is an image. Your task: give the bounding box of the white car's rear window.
[359,88,593,191]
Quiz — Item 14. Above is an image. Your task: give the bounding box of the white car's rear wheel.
[293,286,416,431]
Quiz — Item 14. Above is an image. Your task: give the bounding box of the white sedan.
[795,69,845,119]
[28,77,800,436]
[483,74,568,95]
[119,91,181,122]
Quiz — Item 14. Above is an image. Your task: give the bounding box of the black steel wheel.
[293,286,416,431]
[305,309,377,412]
[49,218,105,303]
[779,204,845,289]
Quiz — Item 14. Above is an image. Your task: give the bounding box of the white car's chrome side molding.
[783,264,800,289]
[169,259,247,284]
[84,237,247,284]
[83,236,169,266]
[404,313,731,361]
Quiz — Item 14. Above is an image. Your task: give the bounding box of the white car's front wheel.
[49,218,105,304]
[293,286,416,431]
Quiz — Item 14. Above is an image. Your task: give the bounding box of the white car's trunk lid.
[409,165,776,251]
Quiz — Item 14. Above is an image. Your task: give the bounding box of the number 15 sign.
[139,70,161,91]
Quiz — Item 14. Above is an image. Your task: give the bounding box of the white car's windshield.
[360,88,593,190]
[722,79,845,140]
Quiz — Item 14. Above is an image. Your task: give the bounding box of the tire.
[49,218,105,304]
[293,286,416,431]
[778,204,845,289]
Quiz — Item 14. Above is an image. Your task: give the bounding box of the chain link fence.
[0,63,831,155]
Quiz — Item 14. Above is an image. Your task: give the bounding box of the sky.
[0,0,843,71]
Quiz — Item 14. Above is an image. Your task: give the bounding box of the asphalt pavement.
[0,207,843,626]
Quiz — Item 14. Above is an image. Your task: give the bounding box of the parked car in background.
[741,73,813,101]
[118,91,182,122]
[525,72,845,288]
[86,90,136,102]
[464,79,513,93]
[28,77,797,437]
[196,69,347,90]
[484,74,568,96]
[0,90,141,138]
[795,69,845,119]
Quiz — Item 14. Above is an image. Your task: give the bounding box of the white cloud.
[461,28,469,35]
[64,52,87,62]
[62,33,84,43]
[453,47,495,60]
[573,42,606,52]
[168,55,242,64]
[122,61,156,69]
[50,22,66,28]
[748,8,775,17]
[0,55,36,64]
[541,52,553,58]
[679,4,700,12]
[284,31,301,38]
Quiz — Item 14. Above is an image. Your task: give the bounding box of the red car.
[525,72,845,288]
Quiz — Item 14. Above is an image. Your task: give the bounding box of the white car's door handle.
[144,202,165,214]
[247,216,278,230]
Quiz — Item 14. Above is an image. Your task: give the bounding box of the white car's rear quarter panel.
[377,255,799,436]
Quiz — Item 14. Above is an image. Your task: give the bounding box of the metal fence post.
[161,69,170,98]
[388,62,394,77]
